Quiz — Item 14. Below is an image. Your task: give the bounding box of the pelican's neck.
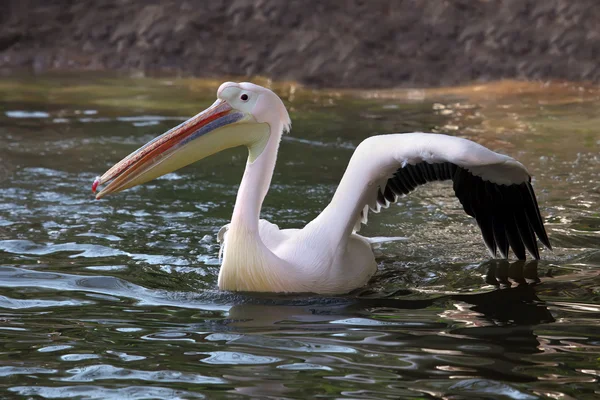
[230,123,282,232]
[219,122,300,292]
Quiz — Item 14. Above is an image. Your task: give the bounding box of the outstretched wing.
[319,133,551,260]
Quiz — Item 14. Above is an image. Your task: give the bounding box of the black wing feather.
[373,161,551,260]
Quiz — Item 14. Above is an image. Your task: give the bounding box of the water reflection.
[0,76,598,399]
[0,263,597,399]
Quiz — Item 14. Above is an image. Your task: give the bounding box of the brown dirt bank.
[1,0,599,88]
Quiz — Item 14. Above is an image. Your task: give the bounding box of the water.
[0,75,598,399]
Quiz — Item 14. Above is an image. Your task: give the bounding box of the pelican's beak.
[93,99,258,199]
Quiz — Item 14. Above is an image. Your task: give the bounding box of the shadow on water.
[0,259,559,398]
[0,259,551,319]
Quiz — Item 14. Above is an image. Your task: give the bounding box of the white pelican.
[93,82,551,294]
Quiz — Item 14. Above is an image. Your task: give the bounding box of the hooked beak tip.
[92,176,101,194]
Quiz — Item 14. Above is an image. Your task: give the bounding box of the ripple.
[38,345,74,353]
[130,253,189,266]
[277,363,333,371]
[231,334,357,354]
[22,167,69,177]
[204,333,243,342]
[0,366,58,377]
[132,121,160,127]
[106,350,146,362]
[447,379,538,399]
[0,218,14,227]
[0,240,126,258]
[142,331,195,342]
[77,233,123,242]
[9,386,205,400]
[330,317,425,326]
[5,110,50,118]
[61,354,101,362]
[0,295,92,309]
[116,115,186,123]
[61,364,225,384]
[85,266,127,272]
[554,301,600,313]
[78,117,112,123]
[0,266,230,311]
[199,351,281,365]
[283,135,356,150]
[115,327,143,333]
[0,238,197,265]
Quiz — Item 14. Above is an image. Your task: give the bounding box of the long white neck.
[219,122,299,292]
[230,122,282,232]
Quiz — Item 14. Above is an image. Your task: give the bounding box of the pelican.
[93,82,551,294]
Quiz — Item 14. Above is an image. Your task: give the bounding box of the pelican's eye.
[240,93,249,101]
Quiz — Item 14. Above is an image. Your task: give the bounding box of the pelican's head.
[93,82,290,199]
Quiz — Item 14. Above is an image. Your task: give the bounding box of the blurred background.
[1,0,599,87]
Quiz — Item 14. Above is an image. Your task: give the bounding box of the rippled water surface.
[0,75,598,399]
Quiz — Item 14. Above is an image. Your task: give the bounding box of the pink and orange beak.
[93,99,248,199]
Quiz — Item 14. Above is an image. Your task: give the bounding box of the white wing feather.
[313,133,550,260]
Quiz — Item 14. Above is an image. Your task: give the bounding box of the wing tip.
[540,235,553,251]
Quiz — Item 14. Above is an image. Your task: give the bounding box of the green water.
[0,75,598,399]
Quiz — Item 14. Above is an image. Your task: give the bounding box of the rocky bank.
[1,0,599,88]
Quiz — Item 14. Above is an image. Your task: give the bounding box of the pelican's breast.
[217,225,308,292]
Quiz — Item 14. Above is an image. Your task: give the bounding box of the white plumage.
[94,82,551,294]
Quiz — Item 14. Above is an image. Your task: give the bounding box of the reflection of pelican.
[93,82,551,294]
[226,261,553,326]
